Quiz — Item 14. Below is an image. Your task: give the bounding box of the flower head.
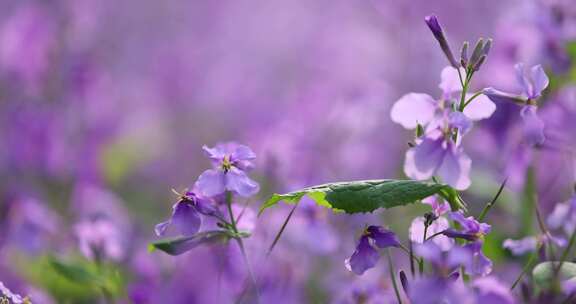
[154,190,221,237]
[345,225,400,275]
[196,142,260,197]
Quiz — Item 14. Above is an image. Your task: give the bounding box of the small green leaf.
[260,179,464,215]
[533,261,576,290]
[149,230,237,256]
[49,258,97,284]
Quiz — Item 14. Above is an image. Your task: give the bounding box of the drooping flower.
[345,226,400,275]
[195,143,260,197]
[440,212,493,276]
[155,190,221,237]
[483,63,549,146]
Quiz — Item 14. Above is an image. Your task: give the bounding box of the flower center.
[221,155,233,172]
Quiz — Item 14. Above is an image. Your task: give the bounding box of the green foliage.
[149,230,250,256]
[260,179,464,215]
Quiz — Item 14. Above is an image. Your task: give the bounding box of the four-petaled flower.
[345,226,400,275]
[196,142,260,197]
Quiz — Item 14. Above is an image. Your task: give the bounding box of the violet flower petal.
[390,93,437,129]
[196,169,226,197]
[345,236,379,275]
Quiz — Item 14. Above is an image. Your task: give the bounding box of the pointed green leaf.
[260,179,464,215]
[149,230,250,256]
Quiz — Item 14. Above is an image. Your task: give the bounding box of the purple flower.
[462,241,493,276]
[442,211,491,242]
[0,281,26,304]
[404,132,472,190]
[483,63,549,146]
[422,196,450,217]
[391,66,496,130]
[547,195,576,235]
[345,226,400,275]
[408,277,475,304]
[195,142,260,197]
[471,276,515,304]
[155,190,221,237]
[503,234,565,256]
[75,217,124,261]
[415,242,471,276]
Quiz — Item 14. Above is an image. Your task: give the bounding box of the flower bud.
[460,41,469,67]
[425,15,458,68]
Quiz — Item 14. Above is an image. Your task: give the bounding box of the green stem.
[510,244,543,290]
[266,202,299,257]
[225,191,260,303]
[463,91,483,108]
[557,227,576,273]
[387,250,403,304]
[478,178,507,221]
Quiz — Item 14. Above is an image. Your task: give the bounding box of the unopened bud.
[425,15,459,68]
[460,41,469,67]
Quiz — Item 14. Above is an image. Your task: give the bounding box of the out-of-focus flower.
[155,190,221,237]
[547,194,576,236]
[345,226,400,275]
[407,275,475,304]
[414,241,471,277]
[483,63,549,146]
[471,276,515,304]
[503,233,565,256]
[423,196,450,217]
[74,217,124,262]
[196,143,260,197]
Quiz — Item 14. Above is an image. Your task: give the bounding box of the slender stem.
[225,191,260,303]
[387,250,403,304]
[478,178,508,221]
[535,204,557,260]
[463,91,483,108]
[557,227,576,273]
[510,244,543,290]
[409,242,415,278]
[226,192,237,233]
[423,224,429,244]
[266,202,299,257]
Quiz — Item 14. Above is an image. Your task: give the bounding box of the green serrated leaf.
[533,261,576,290]
[149,230,234,256]
[260,179,463,215]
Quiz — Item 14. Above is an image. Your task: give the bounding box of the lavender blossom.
[483,63,549,145]
[345,226,400,275]
[75,217,124,261]
[155,190,221,237]
[196,142,260,197]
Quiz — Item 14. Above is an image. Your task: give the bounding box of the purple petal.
[446,245,473,269]
[463,94,496,121]
[464,242,493,276]
[448,111,472,134]
[439,66,462,97]
[390,93,437,129]
[366,226,400,248]
[529,65,549,98]
[232,144,256,161]
[472,277,515,304]
[436,145,471,190]
[520,105,545,146]
[171,201,202,236]
[410,217,453,250]
[414,242,443,265]
[515,63,532,97]
[225,167,259,197]
[196,169,226,197]
[202,145,226,163]
[404,136,445,181]
[503,237,538,256]
[154,221,170,237]
[345,236,379,275]
[547,202,572,230]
